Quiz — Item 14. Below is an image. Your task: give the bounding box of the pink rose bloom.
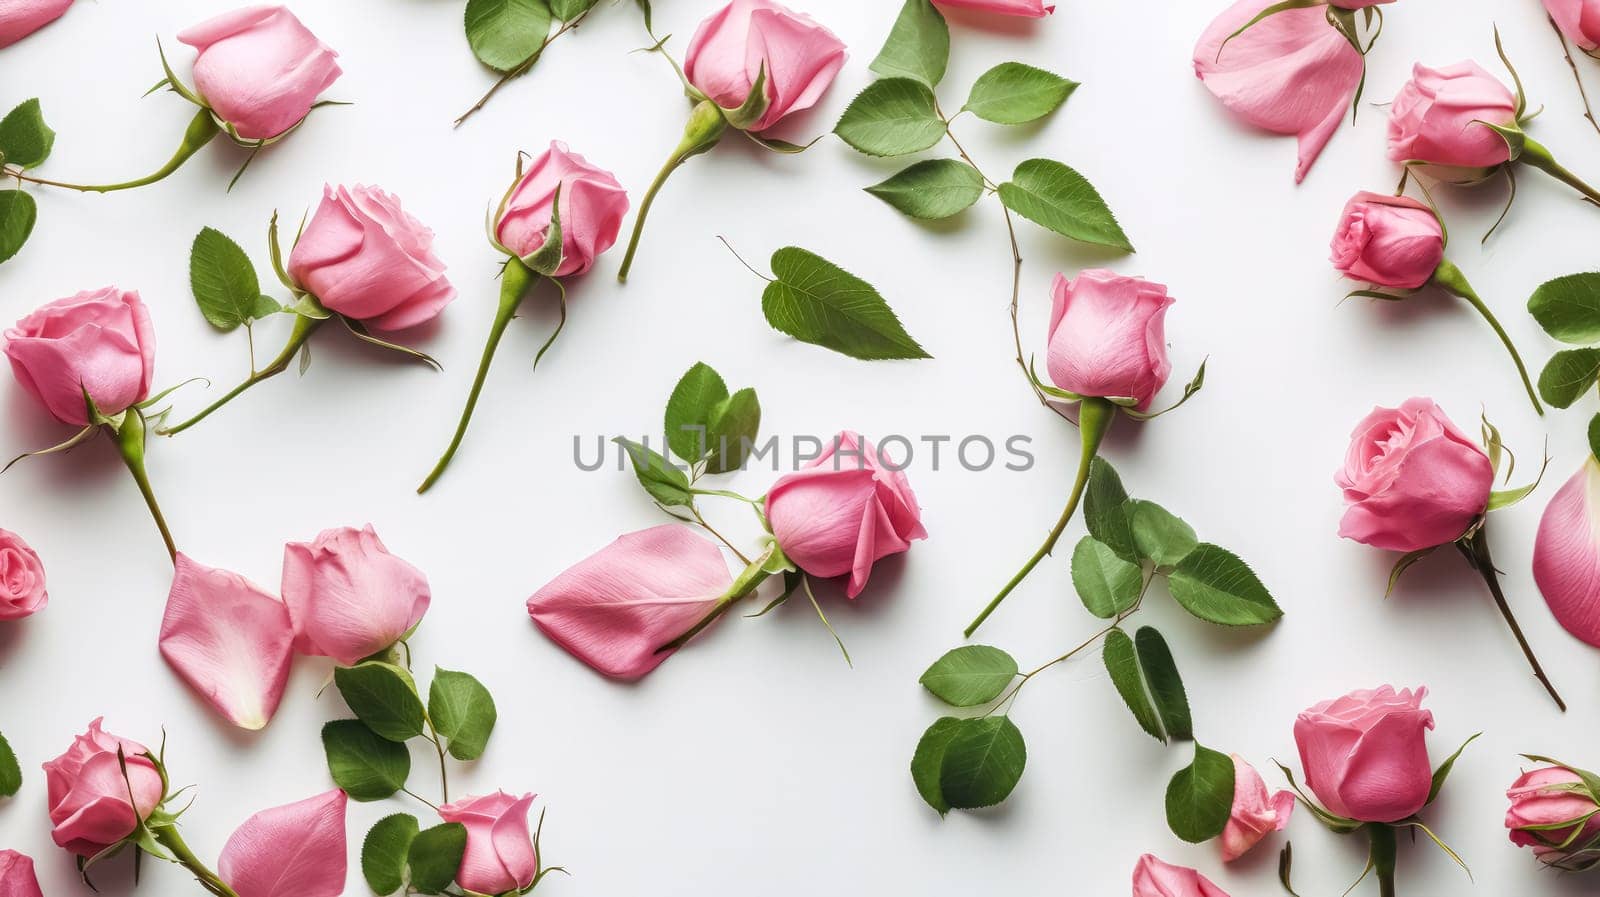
[281,524,431,667]
[4,287,155,426]
[1387,62,1518,170]
[1548,0,1600,51]
[0,851,43,897]
[1506,765,1600,867]
[495,141,630,277]
[1329,192,1444,290]
[0,529,47,621]
[1131,855,1231,897]
[1336,398,1492,552]
[43,719,165,856]
[684,0,847,133]
[0,0,71,48]
[1295,685,1435,823]
[528,525,731,680]
[177,5,341,141]
[287,184,456,331]
[1220,755,1294,862]
[1045,270,1173,411]
[765,432,927,598]
[1533,459,1600,647]
[932,0,1055,16]
[1194,0,1365,182]
[438,791,539,895]
[219,789,348,897]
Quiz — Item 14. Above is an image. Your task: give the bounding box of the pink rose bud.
[0,850,43,897]
[1548,0,1600,51]
[0,0,71,48]
[765,432,927,598]
[1387,62,1518,171]
[932,0,1055,16]
[1336,398,1492,552]
[1506,765,1600,869]
[4,287,156,426]
[1194,0,1365,182]
[1045,270,1174,411]
[685,0,847,133]
[218,789,348,897]
[287,184,456,331]
[281,524,431,667]
[0,529,47,621]
[438,791,539,895]
[1533,459,1600,648]
[1220,755,1294,862]
[1329,192,1444,290]
[495,141,630,277]
[1294,685,1435,823]
[528,525,732,680]
[43,719,165,856]
[1131,854,1231,897]
[177,5,341,141]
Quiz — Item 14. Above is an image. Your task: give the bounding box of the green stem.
[159,315,324,436]
[153,824,239,897]
[1430,259,1543,416]
[617,100,728,283]
[1457,527,1567,711]
[965,397,1116,637]
[1520,135,1600,205]
[1367,824,1397,897]
[11,108,219,193]
[656,542,783,654]
[110,412,177,563]
[417,261,538,494]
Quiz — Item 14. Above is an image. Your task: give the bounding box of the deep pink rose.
[438,791,538,895]
[1533,459,1600,647]
[287,184,456,331]
[684,0,847,133]
[177,5,341,141]
[528,525,731,680]
[1131,855,1231,897]
[1387,62,1518,171]
[1330,192,1444,290]
[1294,685,1435,823]
[5,287,156,426]
[0,851,43,897]
[1220,755,1293,862]
[0,529,47,621]
[1045,270,1173,411]
[495,141,629,277]
[1506,765,1600,867]
[0,0,71,48]
[43,719,165,856]
[932,0,1054,16]
[1548,0,1600,51]
[219,789,348,897]
[281,524,431,666]
[765,432,927,598]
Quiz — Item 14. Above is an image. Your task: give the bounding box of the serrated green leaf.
[963,62,1077,125]
[0,730,19,797]
[1129,500,1198,567]
[705,387,760,475]
[869,0,949,87]
[427,668,497,761]
[1168,544,1283,626]
[190,227,274,331]
[763,247,930,360]
[362,813,420,896]
[919,645,1018,706]
[334,662,427,743]
[407,822,468,895]
[550,0,598,20]
[865,159,984,220]
[665,362,730,462]
[1538,348,1600,408]
[833,78,945,157]
[464,0,552,72]
[1166,743,1235,842]
[1084,457,1136,560]
[322,720,412,801]
[1071,537,1143,618]
[998,158,1133,251]
[1104,628,1163,741]
[0,99,55,169]
[910,716,962,814]
[614,437,692,506]
[0,191,36,266]
[1529,273,1600,344]
[1134,627,1192,742]
[938,716,1026,809]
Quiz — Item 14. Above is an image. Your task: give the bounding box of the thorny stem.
[691,502,751,565]
[455,12,591,127]
[159,314,324,435]
[1551,16,1600,141]
[1457,528,1567,712]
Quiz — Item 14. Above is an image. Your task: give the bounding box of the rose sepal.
[720,63,771,132]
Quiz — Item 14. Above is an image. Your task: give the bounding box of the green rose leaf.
[407,822,468,895]
[0,190,37,266]
[763,247,930,360]
[614,437,692,507]
[963,62,1077,125]
[334,662,427,743]
[427,667,498,761]
[869,0,949,88]
[833,78,946,157]
[464,0,552,72]
[704,387,761,475]
[0,98,56,169]
[1538,348,1600,409]
[550,0,598,20]
[865,159,984,220]
[1166,743,1235,842]
[190,227,279,331]
[938,716,1027,809]
[919,645,1018,706]
[1084,457,1137,560]
[322,720,412,801]
[998,159,1134,252]
[910,716,963,815]
[0,730,19,797]
[1135,627,1192,742]
[1103,628,1163,741]
[665,362,730,462]
[1528,273,1600,344]
[361,813,420,896]
[1168,544,1284,626]
[1071,537,1143,618]
[1129,500,1199,568]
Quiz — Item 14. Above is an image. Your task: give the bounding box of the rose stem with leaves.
[455,11,593,127]
[9,109,219,193]
[617,100,728,282]
[159,315,323,435]
[1428,261,1543,415]
[1456,527,1567,711]
[1550,16,1600,141]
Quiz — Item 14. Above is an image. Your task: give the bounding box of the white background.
[2,0,1599,894]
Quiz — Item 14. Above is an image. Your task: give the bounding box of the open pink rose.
[0,851,42,897]
[1220,755,1294,862]
[439,791,539,895]
[282,524,430,666]
[528,525,731,680]
[685,0,847,133]
[1548,0,1600,51]
[1533,459,1600,647]
[5,287,156,426]
[288,184,456,331]
[766,432,926,598]
[495,141,629,277]
[219,789,348,897]
[1506,765,1600,868]
[1330,192,1444,290]
[1132,855,1231,897]
[0,529,46,621]
[160,554,294,730]
[0,0,71,48]
[1387,62,1517,171]
[932,0,1055,16]
[1194,0,1365,182]
[178,5,341,141]
[1295,685,1434,823]
[1336,398,1492,553]
[43,719,165,856]
[1045,270,1173,411]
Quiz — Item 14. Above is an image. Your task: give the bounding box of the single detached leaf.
[1528,273,1600,344]
[1071,537,1143,618]
[0,98,55,169]
[1129,500,1199,568]
[763,247,930,360]
[919,645,1018,706]
[1084,456,1136,560]
[550,0,599,20]
[407,822,468,895]
[1134,627,1192,742]
[361,813,420,896]
[910,716,963,814]
[614,437,692,506]
[190,227,274,331]
[0,190,37,266]
[1166,743,1236,842]
[865,159,984,220]
[1103,628,1163,741]
[705,387,761,475]
[833,78,945,157]
[998,159,1134,251]
[938,716,1027,809]
[665,362,730,462]
[334,662,427,743]
[322,720,412,801]
[1168,544,1283,626]
[464,0,552,72]
[962,62,1077,125]
[1538,348,1600,409]
[0,730,19,797]
[428,667,497,761]
[869,0,949,87]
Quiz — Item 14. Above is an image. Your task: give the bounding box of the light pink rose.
[159,553,294,730]
[1387,62,1518,171]
[1220,755,1294,862]
[177,5,341,141]
[932,0,1055,16]
[0,0,72,48]
[528,525,731,680]
[1329,192,1444,290]
[1548,0,1600,51]
[4,287,156,426]
[43,719,165,856]
[1336,398,1492,552]
[287,184,456,331]
[684,0,847,133]
[218,789,348,897]
[1533,459,1600,648]
[438,791,539,895]
[495,141,630,277]
[1506,765,1600,867]
[1045,270,1173,411]
[1131,854,1231,897]
[0,529,46,621]
[0,851,43,897]
[1194,0,1365,182]
[1294,685,1435,823]
[765,432,927,598]
[281,524,431,667]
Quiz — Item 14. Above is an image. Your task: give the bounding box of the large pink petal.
[0,849,44,897]
[219,790,348,897]
[0,0,72,49]
[1534,460,1600,647]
